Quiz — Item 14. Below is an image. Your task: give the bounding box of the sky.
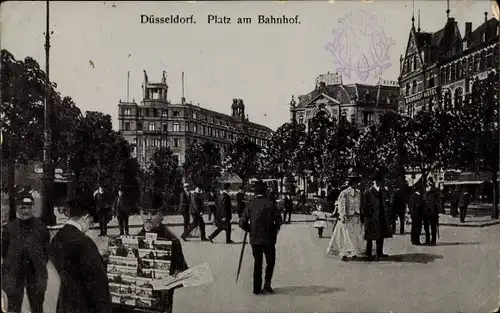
[1,0,495,131]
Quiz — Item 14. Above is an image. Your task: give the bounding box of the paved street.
[28,221,499,313]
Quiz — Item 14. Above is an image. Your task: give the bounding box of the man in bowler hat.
[50,197,111,313]
[239,180,283,295]
[362,170,393,260]
[2,194,49,313]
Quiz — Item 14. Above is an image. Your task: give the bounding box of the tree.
[142,147,181,213]
[1,50,55,219]
[260,123,297,192]
[183,141,222,192]
[223,136,262,187]
[291,123,312,192]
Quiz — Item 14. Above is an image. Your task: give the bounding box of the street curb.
[47,218,500,230]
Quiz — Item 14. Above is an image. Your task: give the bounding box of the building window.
[163,124,168,132]
[137,122,143,130]
[192,112,197,119]
[162,110,168,117]
[454,88,463,110]
[148,123,155,131]
[411,81,416,94]
[194,124,198,133]
[173,139,179,147]
[173,123,180,132]
[124,108,131,115]
[363,112,374,126]
[203,125,206,135]
[124,122,131,131]
[405,83,410,96]
[412,55,418,71]
[450,65,456,81]
[173,110,180,117]
[428,76,435,88]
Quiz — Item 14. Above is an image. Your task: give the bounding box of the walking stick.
[236,231,248,284]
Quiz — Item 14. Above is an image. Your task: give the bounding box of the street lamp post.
[42,0,56,225]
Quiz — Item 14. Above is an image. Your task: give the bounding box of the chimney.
[465,22,472,39]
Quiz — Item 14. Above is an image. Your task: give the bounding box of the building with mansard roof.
[289,72,399,129]
[118,71,273,168]
[399,10,499,116]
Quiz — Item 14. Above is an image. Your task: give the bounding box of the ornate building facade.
[118,71,273,167]
[399,11,499,116]
[289,72,399,129]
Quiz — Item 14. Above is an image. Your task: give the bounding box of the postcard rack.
[107,234,174,312]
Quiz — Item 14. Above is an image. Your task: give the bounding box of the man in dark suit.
[362,170,393,260]
[236,187,246,217]
[422,177,441,245]
[208,184,234,244]
[458,187,471,223]
[49,198,111,313]
[114,188,131,235]
[179,183,191,233]
[391,179,410,235]
[239,180,283,295]
[113,205,188,313]
[94,186,111,237]
[181,187,208,241]
[408,185,423,245]
[282,193,293,224]
[2,194,49,313]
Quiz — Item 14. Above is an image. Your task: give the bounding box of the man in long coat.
[208,183,234,244]
[458,187,471,223]
[179,183,191,233]
[239,180,283,295]
[181,187,208,241]
[2,194,49,313]
[282,193,293,224]
[408,184,424,245]
[114,188,131,235]
[422,177,441,245]
[391,179,410,235]
[50,198,111,313]
[362,170,393,260]
[236,187,246,217]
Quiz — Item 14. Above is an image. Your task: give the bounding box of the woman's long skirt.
[326,215,365,257]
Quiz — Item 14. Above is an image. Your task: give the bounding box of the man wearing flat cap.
[2,193,49,313]
[239,179,283,295]
[361,170,393,260]
[50,196,111,313]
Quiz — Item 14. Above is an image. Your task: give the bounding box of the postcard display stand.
[107,233,173,312]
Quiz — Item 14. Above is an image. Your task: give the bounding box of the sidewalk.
[47,211,499,230]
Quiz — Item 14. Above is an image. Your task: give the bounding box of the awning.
[443,180,485,185]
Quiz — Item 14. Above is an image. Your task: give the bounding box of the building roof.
[296,82,399,109]
[413,18,462,62]
[467,18,499,49]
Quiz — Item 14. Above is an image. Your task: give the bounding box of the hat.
[253,180,267,195]
[66,196,94,217]
[371,169,385,182]
[19,194,34,206]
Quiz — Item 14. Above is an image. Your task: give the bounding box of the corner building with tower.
[118,71,273,168]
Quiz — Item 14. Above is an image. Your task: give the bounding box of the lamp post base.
[41,177,57,226]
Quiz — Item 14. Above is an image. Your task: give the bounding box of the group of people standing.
[311,170,449,262]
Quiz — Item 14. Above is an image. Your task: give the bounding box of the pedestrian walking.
[239,179,283,295]
[114,188,131,235]
[49,197,111,313]
[1,194,49,313]
[449,186,460,217]
[179,183,191,233]
[207,190,217,221]
[208,184,235,244]
[421,177,441,245]
[362,170,393,260]
[181,187,208,241]
[113,205,189,313]
[391,178,410,235]
[458,187,471,223]
[408,184,424,245]
[326,175,365,261]
[282,193,293,224]
[236,187,246,217]
[311,203,332,238]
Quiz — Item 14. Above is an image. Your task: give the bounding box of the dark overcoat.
[1,218,50,295]
[408,191,423,219]
[215,192,232,229]
[239,195,283,245]
[179,189,190,216]
[189,192,203,216]
[362,186,393,241]
[236,191,245,215]
[49,224,111,313]
[422,187,441,219]
[283,196,293,212]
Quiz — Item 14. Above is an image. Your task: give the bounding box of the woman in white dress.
[326,176,365,261]
[311,203,333,238]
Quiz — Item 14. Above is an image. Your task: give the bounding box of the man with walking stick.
[238,180,283,295]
